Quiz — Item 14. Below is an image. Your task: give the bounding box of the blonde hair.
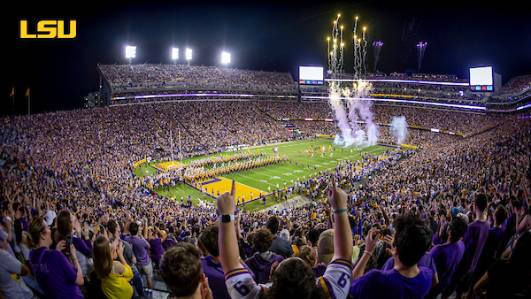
[297,245,316,267]
[93,236,113,279]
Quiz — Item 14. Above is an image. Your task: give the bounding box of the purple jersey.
[149,238,164,265]
[462,220,490,273]
[125,235,151,266]
[162,237,177,251]
[313,263,327,278]
[474,226,505,278]
[244,252,284,284]
[382,252,437,276]
[202,256,231,299]
[29,247,83,299]
[429,240,465,291]
[350,267,433,299]
[72,236,92,257]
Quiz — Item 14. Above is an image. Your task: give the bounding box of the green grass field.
[134,139,388,211]
[154,184,213,205]
[222,140,386,191]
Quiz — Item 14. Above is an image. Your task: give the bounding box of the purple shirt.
[382,252,437,275]
[432,222,448,245]
[350,267,433,299]
[244,252,284,284]
[313,263,327,278]
[475,226,505,277]
[125,235,151,266]
[462,220,490,273]
[149,238,164,265]
[29,247,83,299]
[162,238,177,251]
[201,256,255,299]
[72,236,92,258]
[201,256,231,299]
[429,241,465,291]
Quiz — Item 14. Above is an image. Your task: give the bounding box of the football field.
[135,139,388,211]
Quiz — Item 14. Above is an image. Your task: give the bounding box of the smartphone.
[64,235,73,256]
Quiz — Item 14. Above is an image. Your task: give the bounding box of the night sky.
[2,0,530,114]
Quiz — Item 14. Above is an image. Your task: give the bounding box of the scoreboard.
[299,66,324,85]
[469,66,494,92]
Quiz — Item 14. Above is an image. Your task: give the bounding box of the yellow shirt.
[101,262,134,299]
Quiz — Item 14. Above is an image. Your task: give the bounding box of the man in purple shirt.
[126,222,153,289]
[148,229,165,268]
[472,205,507,287]
[199,225,256,299]
[244,228,284,284]
[453,194,490,297]
[428,216,467,298]
[382,250,439,288]
[198,225,233,299]
[350,214,434,299]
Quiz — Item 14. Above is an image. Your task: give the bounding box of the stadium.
[1,1,530,299]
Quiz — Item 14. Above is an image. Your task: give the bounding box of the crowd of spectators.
[498,75,531,95]
[98,65,529,107]
[0,98,529,299]
[255,101,505,135]
[99,64,298,95]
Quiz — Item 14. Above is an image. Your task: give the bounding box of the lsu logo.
[20,20,76,39]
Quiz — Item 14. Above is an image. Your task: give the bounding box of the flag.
[25,88,30,97]
[9,87,15,97]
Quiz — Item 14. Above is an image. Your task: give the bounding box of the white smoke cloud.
[389,116,408,144]
[366,122,379,146]
[329,80,379,147]
[330,85,355,146]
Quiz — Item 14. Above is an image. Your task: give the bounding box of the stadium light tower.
[171,47,179,63]
[125,45,136,64]
[220,50,231,65]
[185,48,193,65]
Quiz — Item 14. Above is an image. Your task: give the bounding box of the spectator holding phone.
[29,216,84,299]
[93,236,134,299]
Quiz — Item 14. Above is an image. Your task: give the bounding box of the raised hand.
[327,176,348,211]
[217,180,236,215]
[200,276,213,299]
[117,240,124,258]
[364,228,379,254]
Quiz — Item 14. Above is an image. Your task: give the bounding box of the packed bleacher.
[97,64,531,111]
[99,64,298,95]
[0,97,529,299]
[336,72,466,83]
[498,75,531,95]
[255,101,505,135]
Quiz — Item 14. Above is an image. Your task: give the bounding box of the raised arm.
[352,228,378,279]
[328,177,353,261]
[379,205,390,226]
[218,181,241,273]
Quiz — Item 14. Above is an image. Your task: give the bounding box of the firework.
[372,40,384,72]
[326,13,378,147]
[416,41,428,71]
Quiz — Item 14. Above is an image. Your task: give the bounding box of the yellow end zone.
[194,176,266,204]
[154,161,184,171]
